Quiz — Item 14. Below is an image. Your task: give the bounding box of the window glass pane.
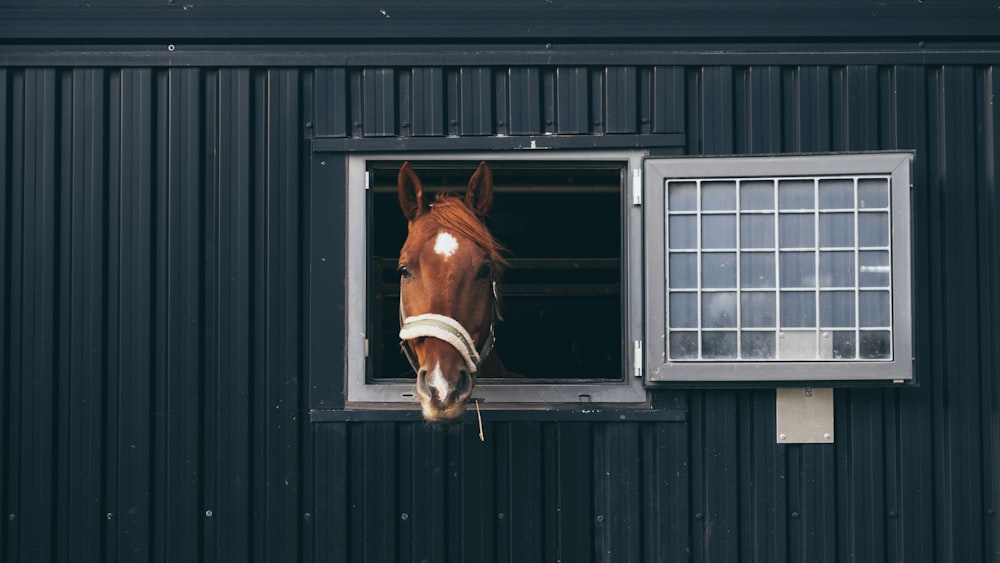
[859,250,891,287]
[820,290,855,327]
[778,179,814,209]
[779,213,815,247]
[780,291,816,327]
[818,178,854,208]
[780,331,816,359]
[779,251,815,288]
[832,331,857,359]
[667,181,697,211]
[669,215,697,249]
[702,332,737,359]
[742,332,776,359]
[740,214,775,249]
[741,292,776,327]
[669,332,699,359]
[740,180,774,210]
[859,330,891,359]
[702,215,736,248]
[669,292,698,328]
[702,292,737,328]
[702,253,737,288]
[819,251,855,287]
[858,178,889,209]
[702,181,736,211]
[859,290,891,327]
[859,212,889,247]
[669,253,697,288]
[741,253,776,288]
[819,213,855,247]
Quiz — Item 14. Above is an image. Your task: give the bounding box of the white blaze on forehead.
[433,231,459,259]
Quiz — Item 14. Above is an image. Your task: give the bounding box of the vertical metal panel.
[785,65,832,152]
[14,67,60,563]
[935,65,988,563]
[554,423,594,563]
[837,391,889,561]
[363,68,396,137]
[642,421,690,562]
[215,67,255,563]
[735,66,783,153]
[508,422,544,562]
[60,66,109,561]
[265,67,304,563]
[459,67,494,136]
[162,66,205,563]
[739,390,788,562]
[604,66,637,134]
[598,423,642,563]
[508,67,543,135]
[650,66,685,134]
[409,67,446,136]
[313,67,348,137]
[457,421,498,563]
[555,66,589,134]
[693,393,741,562]
[115,66,156,562]
[696,66,735,154]
[313,423,349,562]
[980,65,1000,563]
[0,67,8,563]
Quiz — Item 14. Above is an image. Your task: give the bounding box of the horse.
[396,161,510,423]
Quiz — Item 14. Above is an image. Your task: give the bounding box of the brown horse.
[397,161,509,422]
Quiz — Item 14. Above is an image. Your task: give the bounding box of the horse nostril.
[455,370,473,396]
[416,369,429,393]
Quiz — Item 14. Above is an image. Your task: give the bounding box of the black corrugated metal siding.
[1,56,999,562]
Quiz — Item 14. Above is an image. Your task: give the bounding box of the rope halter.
[398,281,499,376]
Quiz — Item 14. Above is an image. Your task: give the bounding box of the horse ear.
[398,162,427,221]
[465,161,494,217]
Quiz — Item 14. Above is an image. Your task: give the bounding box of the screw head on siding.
[167,44,176,52]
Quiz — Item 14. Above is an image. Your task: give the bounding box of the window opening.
[369,161,622,381]
[345,151,649,408]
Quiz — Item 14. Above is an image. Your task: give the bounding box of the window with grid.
[644,153,913,382]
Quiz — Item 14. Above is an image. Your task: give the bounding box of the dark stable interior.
[368,160,623,381]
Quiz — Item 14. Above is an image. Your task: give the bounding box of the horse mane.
[427,193,508,273]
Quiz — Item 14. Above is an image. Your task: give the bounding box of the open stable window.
[345,152,648,407]
[643,152,913,382]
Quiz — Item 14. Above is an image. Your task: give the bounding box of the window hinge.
[632,168,642,205]
[633,340,643,377]
[364,338,370,357]
[365,171,371,190]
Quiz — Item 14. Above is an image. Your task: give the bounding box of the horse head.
[397,161,507,423]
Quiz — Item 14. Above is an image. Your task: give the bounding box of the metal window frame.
[643,152,914,383]
[344,150,649,408]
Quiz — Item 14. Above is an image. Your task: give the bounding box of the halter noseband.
[398,281,500,376]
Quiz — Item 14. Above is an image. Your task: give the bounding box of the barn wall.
[1,57,999,562]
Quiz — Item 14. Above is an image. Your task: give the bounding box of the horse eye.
[476,264,492,280]
[398,265,411,279]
